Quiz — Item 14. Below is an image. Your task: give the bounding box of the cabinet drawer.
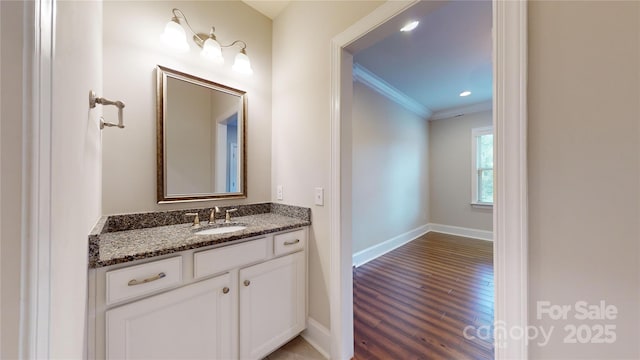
[194,238,268,279]
[273,229,305,256]
[106,256,182,305]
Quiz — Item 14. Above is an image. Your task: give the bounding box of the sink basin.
[195,225,247,235]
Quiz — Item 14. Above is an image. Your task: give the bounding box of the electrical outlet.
[276,185,283,200]
[314,187,324,206]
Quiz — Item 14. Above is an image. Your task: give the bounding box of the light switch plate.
[276,185,283,200]
[314,187,324,206]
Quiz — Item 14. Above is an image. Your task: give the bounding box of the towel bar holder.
[89,90,126,130]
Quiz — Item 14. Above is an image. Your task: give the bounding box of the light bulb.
[161,19,189,53]
[201,38,224,65]
[232,51,253,75]
[400,20,419,32]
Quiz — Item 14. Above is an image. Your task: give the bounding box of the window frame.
[471,126,494,208]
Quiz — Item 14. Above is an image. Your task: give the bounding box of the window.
[472,126,493,206]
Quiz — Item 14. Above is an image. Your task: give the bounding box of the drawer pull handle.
[222,287,230,294]
[244,280,251,287]
[127,272,166,286]
[283,239,300,246]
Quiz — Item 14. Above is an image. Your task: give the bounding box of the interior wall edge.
[300,317,331,360]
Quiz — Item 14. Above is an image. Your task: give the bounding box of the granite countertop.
[89,203,311,268]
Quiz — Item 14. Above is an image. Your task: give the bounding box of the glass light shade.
[161,20,189,53]
[201,38,224,65]
[232,51,253,75]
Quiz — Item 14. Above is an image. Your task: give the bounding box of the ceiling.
[353,0,492,117]
[242,0,291,20]
[241,0,492,118]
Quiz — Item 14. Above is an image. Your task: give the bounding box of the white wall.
[8,2,637,359]
[102,0,272,214]
[165,78,214,195]
[0,4,2,353]
[50,1,104,357]
[0,2,23,358]
[528,1,639,358]
[429,110,493,231]
[351,81,429,254]
[272,0,383,330]
[276,3,640,358]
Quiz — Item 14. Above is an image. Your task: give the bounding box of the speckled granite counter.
[89,203,311,268]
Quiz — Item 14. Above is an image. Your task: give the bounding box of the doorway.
[328,1,528,359]
[349,1,493,357]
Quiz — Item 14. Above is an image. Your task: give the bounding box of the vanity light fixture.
[400,20,419,32]
[459,90,472,97]
[232,46,253,75]
[161,15,190,53]
[161,8,253,74]
[200,30,224,65]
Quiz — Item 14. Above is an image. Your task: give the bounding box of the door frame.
[328,1,529,359]
[21,0,54,358]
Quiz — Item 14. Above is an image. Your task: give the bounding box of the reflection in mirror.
[157,65,246,202]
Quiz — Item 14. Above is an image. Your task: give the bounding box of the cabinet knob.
[222,287,230,294]
[243,280,251,287]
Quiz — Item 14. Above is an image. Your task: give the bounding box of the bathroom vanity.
[87,203,310,360]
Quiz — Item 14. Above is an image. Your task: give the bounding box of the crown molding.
[352,63,432,119]
[430,100,493,121]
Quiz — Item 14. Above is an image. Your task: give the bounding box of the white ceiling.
[240,0,492,117]
[353,0,492,115]
[242,0,291,20]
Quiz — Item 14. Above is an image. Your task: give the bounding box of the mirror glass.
[157,65,246,202]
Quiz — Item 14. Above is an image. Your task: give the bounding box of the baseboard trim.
[301,317,331,359]
[352,224,430,267]
[428,223,493,241]
[352,223,492,268]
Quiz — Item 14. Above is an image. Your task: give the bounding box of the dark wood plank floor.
[353,232,494,360]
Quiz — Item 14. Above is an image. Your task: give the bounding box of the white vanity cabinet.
[106,274,233,359]
[239,251,306,360]
[87,227,308,360]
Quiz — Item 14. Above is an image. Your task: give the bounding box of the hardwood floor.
[353,232,494,360]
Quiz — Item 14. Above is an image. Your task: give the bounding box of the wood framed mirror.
[156,65,247,203]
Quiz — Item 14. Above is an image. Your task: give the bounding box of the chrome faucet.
[210,207,220,224]
[225,208,238,223]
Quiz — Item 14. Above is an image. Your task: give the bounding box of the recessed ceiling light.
[459,91,472,97]
[400,21,419,32]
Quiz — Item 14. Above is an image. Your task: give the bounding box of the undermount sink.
[195,225,247,235]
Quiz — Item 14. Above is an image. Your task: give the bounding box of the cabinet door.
[239,251,306,360]
[106,274,232,359]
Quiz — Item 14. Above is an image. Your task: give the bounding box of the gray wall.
[0,2,24,357]
[429,110,493,231]
[351,82,430,254]
[528,1,639,358]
